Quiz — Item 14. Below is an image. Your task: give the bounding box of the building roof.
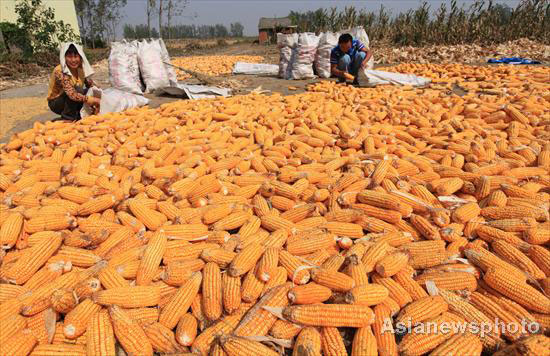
[258,17,295,29]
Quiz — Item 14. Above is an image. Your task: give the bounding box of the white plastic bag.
[108,41,143,94]
[277,33,298,79]
[290,32,319,80]
[315,31,339,78]
[81,87,150,118]
[157,38,178,86]
[137,39,170,93]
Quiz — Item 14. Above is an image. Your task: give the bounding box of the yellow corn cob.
[77,194,116,216]
[241,266,264,303]
[320,254,345,271]
[270,319,303,340]
[0,329,37,356]
[371,274,413,308]
[125,307,159,324]
[220,335,278,356]
[159,271,202,329]
[396,295,448,325]
[128,199,167,231]
[392,269,429,301]
[109,305,153,356]
[310,268,355,292]
[176,313,198,346]
[492,240,545,279]
[54,246,101,267]
[437,289,502,350]
[320,326,347,356]
[233,283,292,337]
[92,286,160,308]
[357,191,402,211]
[469,291,524,341]
[2,233,63,284]
[528,245,550,276]
[63,299,101,339]
[260,214,297,232]
[361,240,391,272]
[136,230,167,285]
[351,326,377,356]
[0,212,24,248]
[202,262,223,321]
[277,304,374,327]
[212,211,250,231]
[372,304,398,356]
[452,202,481,224]
[140,321,184,354]
[228,242,265,277]
[26,307,56,344]
[484,267,550,313]
[415,271,478,292]
[429,333,483,356]
[375,252,409,277]
[86,309,116,356]
[401,240,447,269]
[398,311,466,356]
[345,283,389,306]
[288,283,332,305]
[294,326,322,356]
[51,289,78,314]
[0,314,27,344]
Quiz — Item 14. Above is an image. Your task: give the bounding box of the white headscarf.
[59,42,94,78]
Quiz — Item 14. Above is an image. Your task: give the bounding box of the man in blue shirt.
[330,33,373,85]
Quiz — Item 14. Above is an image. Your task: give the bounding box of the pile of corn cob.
[385,63,549,94]
[0,64,549,355]
[171,55,265,80]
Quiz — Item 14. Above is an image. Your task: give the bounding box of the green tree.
[230,22,244,37]
[15,0,79,54]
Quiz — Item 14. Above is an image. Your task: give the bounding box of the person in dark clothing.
[330,33,373,85]
[47,43,100,120]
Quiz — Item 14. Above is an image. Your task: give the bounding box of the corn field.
[288,0,550,46]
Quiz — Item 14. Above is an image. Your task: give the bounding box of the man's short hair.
[338,33,353,44]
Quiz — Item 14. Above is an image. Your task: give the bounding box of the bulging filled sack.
[108,41,143,94]
[137,39,170,93]
[290,32,319,80]
[315,31,339,78]
[277,33,298,79]
[157,38,178,86]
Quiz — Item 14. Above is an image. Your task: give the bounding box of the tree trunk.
[167,0,172,39]
[147,0,151,37]
[158,0,163,38]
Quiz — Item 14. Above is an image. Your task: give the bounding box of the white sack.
[157,38,178,86]
[315,31,339,78]
[137,39,170,93]
[290,32,319,80]
[277,33,298,79]
[80,87,150,118]
[108,41,143,94]
[159,83,231,100]
[233,62,279,76]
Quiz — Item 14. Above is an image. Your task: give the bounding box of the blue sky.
[120,0,520,36]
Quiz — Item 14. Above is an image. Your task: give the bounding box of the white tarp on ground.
[233,62,279,76]
[81,87,150,118]
[362,69,431,87]
[159,84,231,100]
